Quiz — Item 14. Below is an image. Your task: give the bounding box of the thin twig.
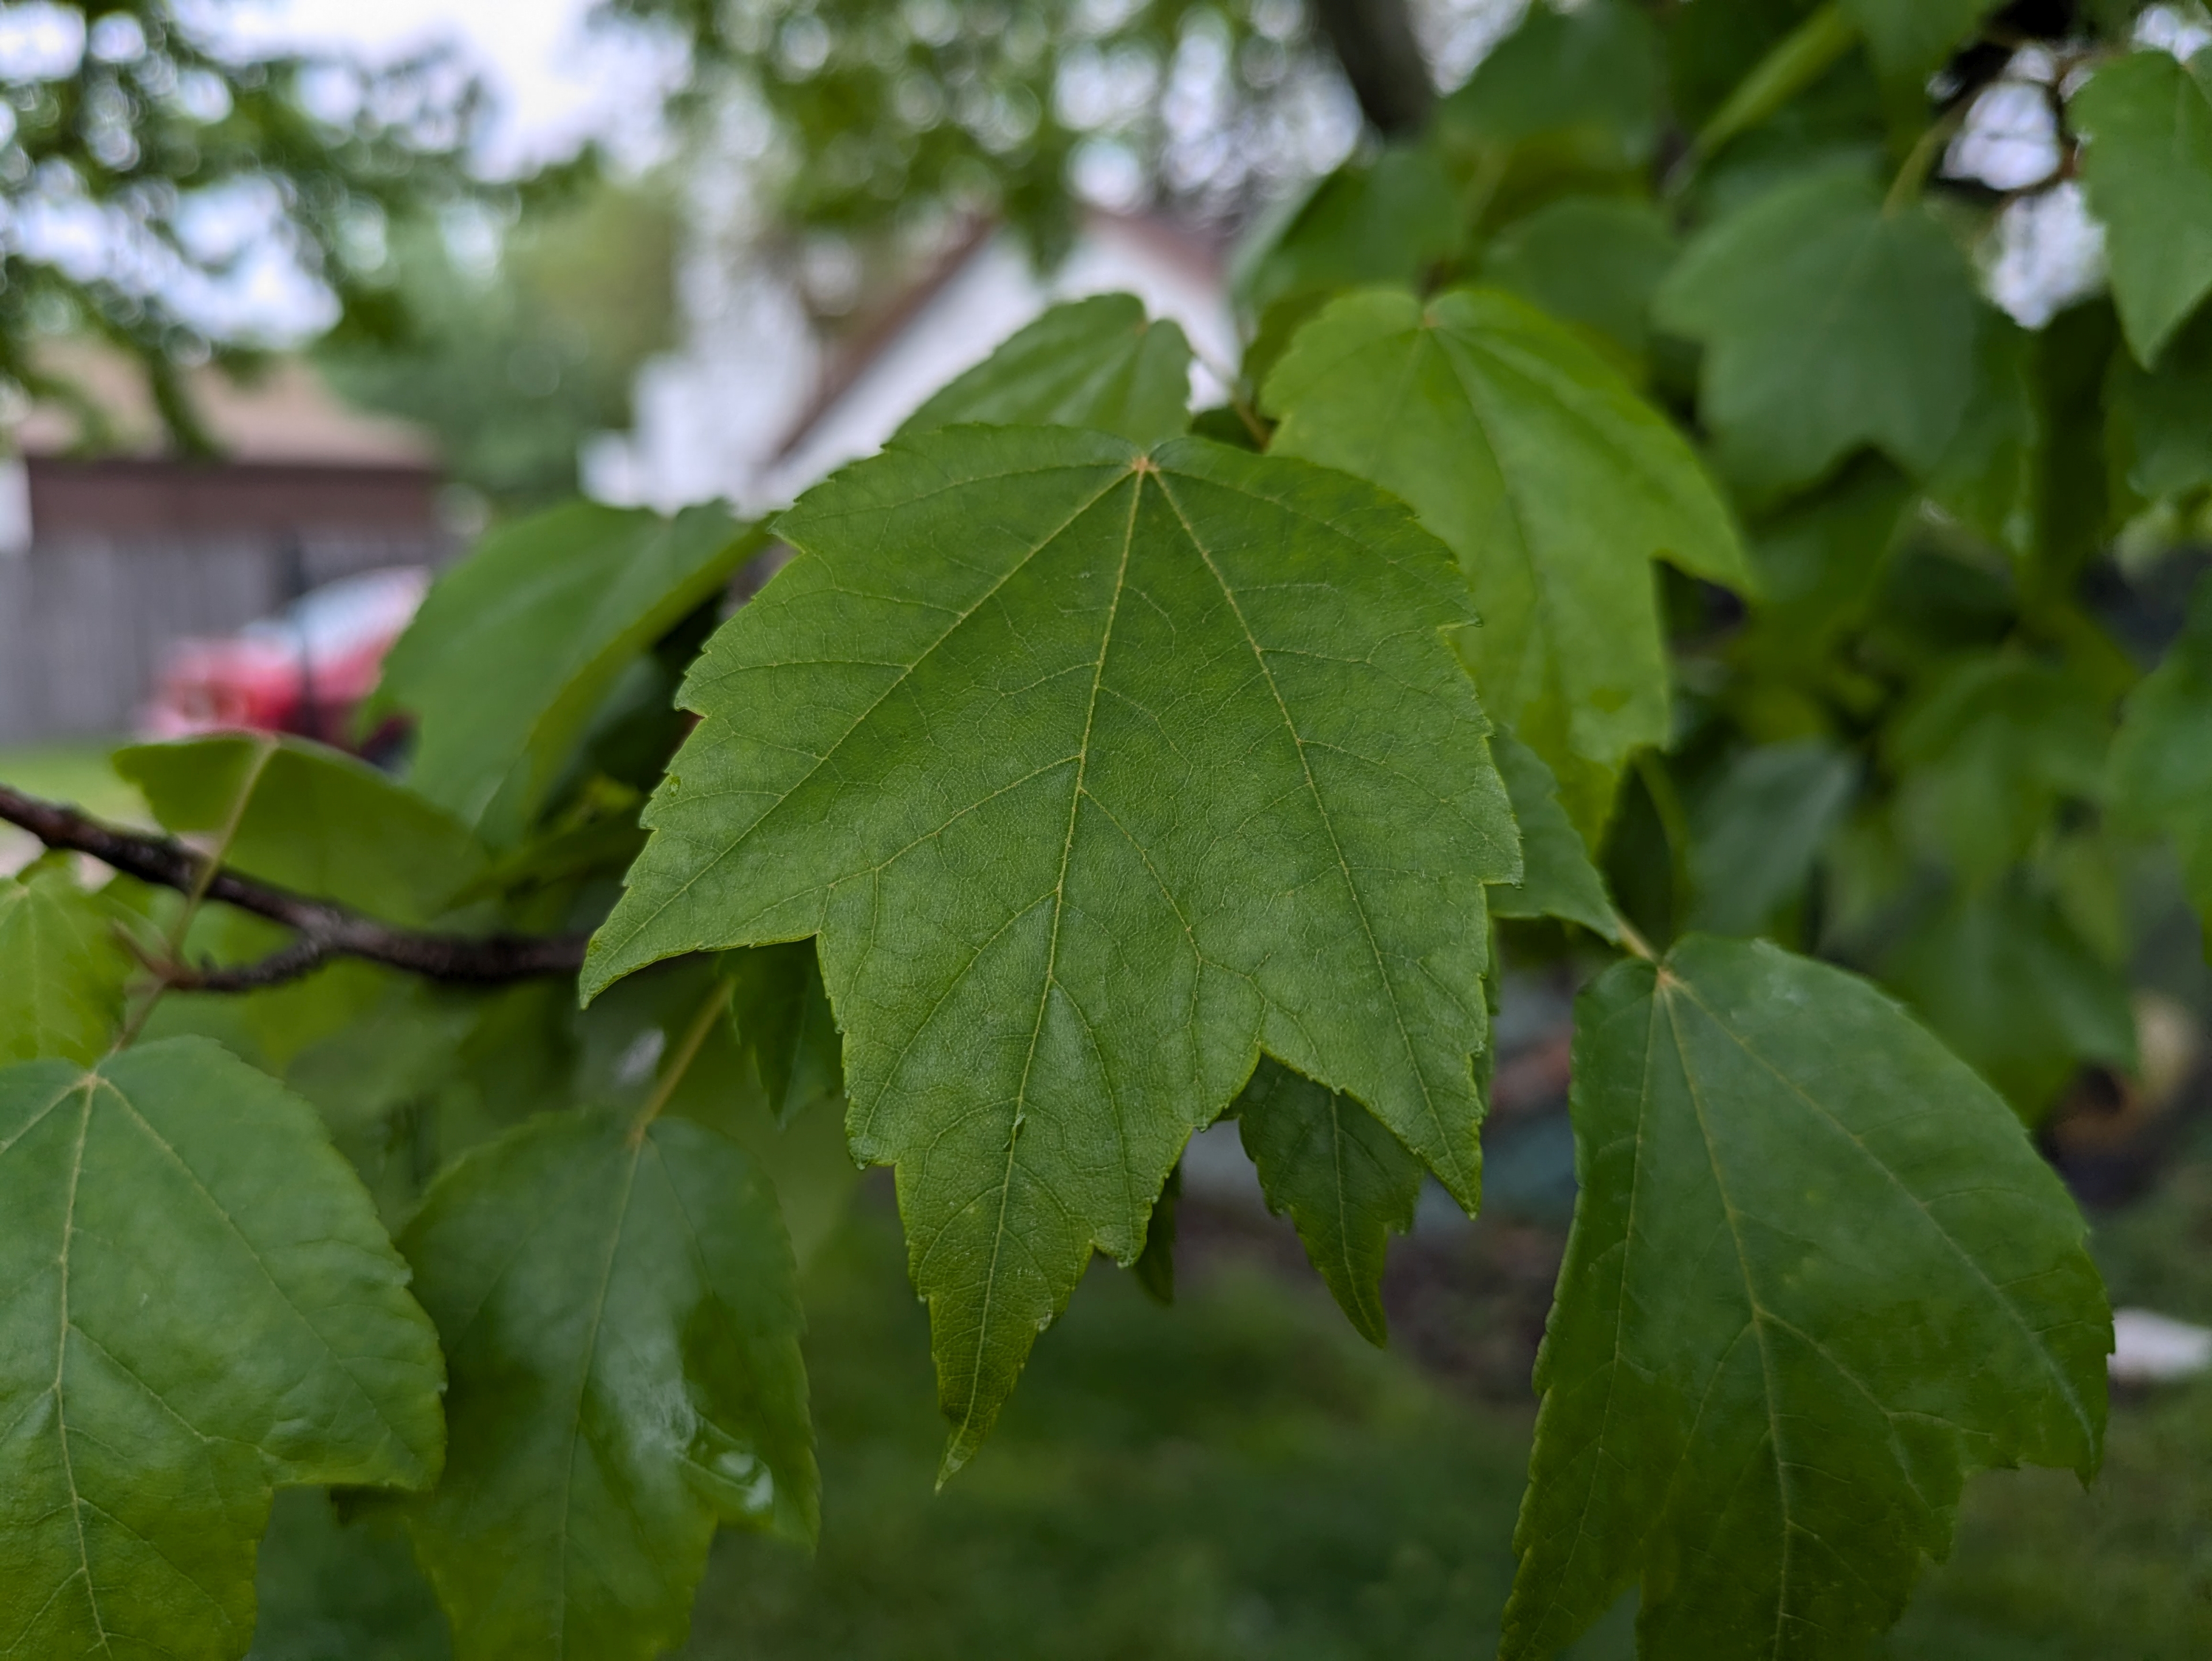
[118,736,276,1045]
[1187,339,1269,446]
[129,935,336,994]
[1885,101,1972,216]
[1613,915,1659,964]
[631,982,733,1145]
[1,783,588,990]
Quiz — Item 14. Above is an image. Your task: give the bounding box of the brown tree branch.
[137,936,338,995]
[2,784,588,989]
[1310,0,1434,136]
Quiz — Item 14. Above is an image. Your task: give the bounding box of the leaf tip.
[934,1437,978,1490]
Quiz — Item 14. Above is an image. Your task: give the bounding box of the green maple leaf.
[1687,739,1858,938]
[1503,937,2109,1659]
[1487,729,1619,936]
[1262,285,1748,838]
[1128,1159,1180,1304]
[2109,307,2212,498]
[584,427,1518,1472]
[370,503,762,843]
[1886,653,2109,884]
[1735,456,1915,673]
[115,734,488,924]
[0,1038,444,1660]
[1654,169,1980,494]
[2115,573,2212,927]
[1236,1058,1425,1345]
[721,941,844,1126]
[1439,0,1663,168]
[0,863,135,1064]
[398,1114,816,1661]
[1477,196,1679,367]
[1929,312,2043,561]
[901,293,1194,445]
[1232,146,1461,323]
[1841,0,1995,82]
[2071,49,2212,368]
[1881,875,2136,1119]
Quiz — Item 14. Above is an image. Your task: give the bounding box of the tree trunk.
[1309,0,1435,136]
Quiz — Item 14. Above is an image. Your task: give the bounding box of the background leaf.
[115,735,488,924]
[1477,196,1679,368]
[1887,654,2109,884]
[585,427,1518,1473]
[1487,729,1619,936]
[0,1038,444,1661]
[370,503,760,844]
[248,1489,453,1661]
[900,293,1194,446]
[1733,455,1915,674]
[0,863,135,1063]
[2113,571,2212,928]
[720,941,843,1127]
[1503,937,2109,1659]
[1230,145,1462,325]
[1655,169,1979,494]
[2107,304,2212,500]
[1236,1057,1425,1345]
[399,1113,815,1661]
[2071,49,2212,368]
[1880,877,2138,1118]
[1128,1160,1179,1305]
[1435,0,1663,168]
[1930,312,2044,562]
[1688,739,1858,937]
[1264,285,1747,837]
[1840,0,1995,83]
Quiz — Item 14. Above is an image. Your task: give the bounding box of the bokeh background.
[2,2,2209,1653]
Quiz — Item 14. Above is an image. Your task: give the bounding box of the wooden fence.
[0,531,448,747]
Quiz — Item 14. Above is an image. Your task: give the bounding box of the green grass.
[1883,1137,2212,1658]
[0,739,143,823]
[673,1199,2212,1661]
[251,1155,2212,1659]
[680,1206,1635,1661]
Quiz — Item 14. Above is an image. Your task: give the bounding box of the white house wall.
[588,216,1237,518]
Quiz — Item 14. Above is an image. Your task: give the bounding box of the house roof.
[9,342,437,469]
[759,211,1236,502]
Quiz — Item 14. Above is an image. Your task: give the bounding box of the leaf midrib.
[98,1073,430,1480]
[949,467,1146,1453]
[1503,982,1662,1655]
[591,461,1138,982]
[1153,468,1476,1202]
[1433,321,1657,752]
[52,1081,111,1657]
[1659,979,1798,1654]
[551,1139,641,1659]
[1664,970,2096,1444]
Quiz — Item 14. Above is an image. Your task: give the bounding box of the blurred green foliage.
[247,1191,2212,1659]
[0,1,499,448]
[319,183,680,507]
[604,0,1350,259]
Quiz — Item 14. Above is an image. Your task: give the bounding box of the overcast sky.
[224,0,680,174]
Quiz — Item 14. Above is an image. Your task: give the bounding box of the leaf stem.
[1672,2,1859,192]
[631,981,733,1144]
[1613,915,1659,963]
[1884,103,1971,215]
[116,735,276,1047]
[1188,340,1269,446]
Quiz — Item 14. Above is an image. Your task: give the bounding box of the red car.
[142,566,430,750]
